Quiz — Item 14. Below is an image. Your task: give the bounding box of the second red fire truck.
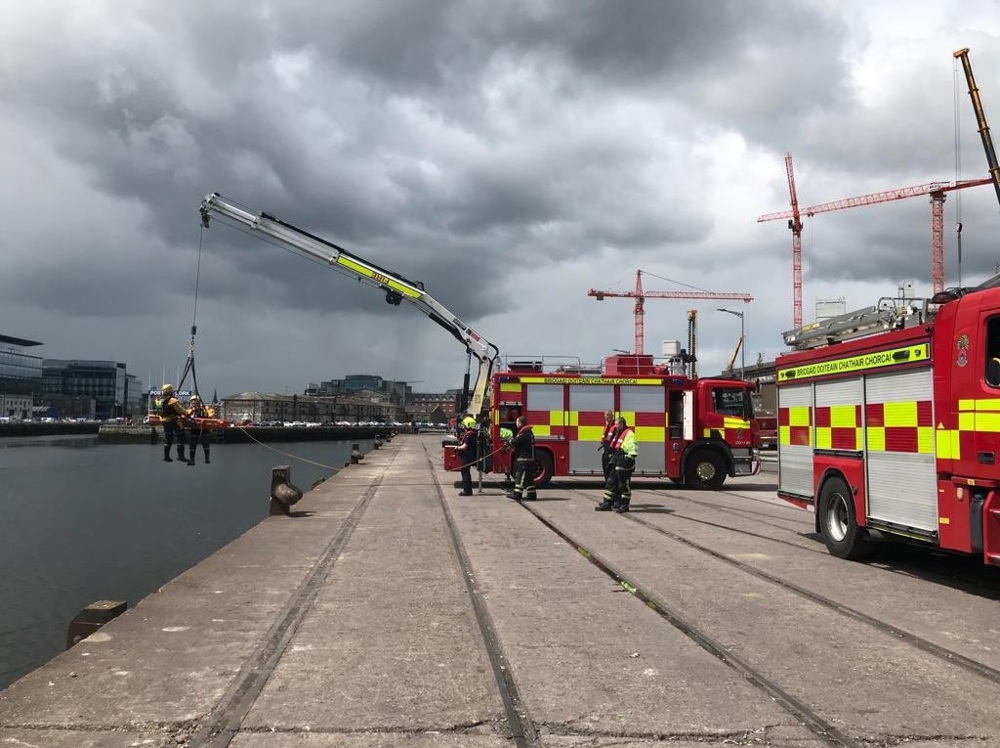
[448,353,759,489]
[776,280,1000,565]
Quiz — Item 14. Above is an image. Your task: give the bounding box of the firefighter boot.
[188,446,197,465]
[163,445,173,463]
[176,445,189,464]
[204,449,210,465]
[613,500,630,513]
[595,498,615,511]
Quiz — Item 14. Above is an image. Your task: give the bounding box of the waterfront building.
[43,360,127,421]
[0,334,44,420]
[219,389,404,426]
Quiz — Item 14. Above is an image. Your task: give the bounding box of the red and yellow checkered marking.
[865,400,933,453]
[814,404,861,450]
[779,406,812,446]
[702,417,752,443]
[938,398,1000,461]
[524,409,667,442]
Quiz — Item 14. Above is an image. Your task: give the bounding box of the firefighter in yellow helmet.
[159,384,191,463]
[187,394,215,465]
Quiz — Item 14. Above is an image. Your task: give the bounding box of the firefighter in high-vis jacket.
[159,384,191,464]
[595,416,638,513]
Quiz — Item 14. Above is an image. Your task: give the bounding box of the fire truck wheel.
[533,451,554,487]
[818,477,873,560]
[685,450,726,490]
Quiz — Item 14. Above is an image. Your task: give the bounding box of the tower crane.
[587,269,752,356]
[758,176,992,299]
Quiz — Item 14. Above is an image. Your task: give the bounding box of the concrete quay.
[2,434,1000,748]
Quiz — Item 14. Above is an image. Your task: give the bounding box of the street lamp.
[717,308,745,380]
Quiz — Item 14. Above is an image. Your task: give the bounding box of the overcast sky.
[4,0,1000,398]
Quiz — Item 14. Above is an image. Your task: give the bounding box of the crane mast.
[199,192,500,416]
[785,153,804,329]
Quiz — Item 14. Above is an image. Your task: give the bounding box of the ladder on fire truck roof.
[782,297,929,350]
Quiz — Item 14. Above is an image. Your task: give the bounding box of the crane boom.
[199,192,500,416]
[954,48,1000,208]
[758,178,993,222]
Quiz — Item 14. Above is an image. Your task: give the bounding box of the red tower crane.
[587,269,753,356]
[758,176,992,302]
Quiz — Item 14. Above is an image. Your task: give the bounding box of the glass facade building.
[43,360,126,421]
[0,334,44,419]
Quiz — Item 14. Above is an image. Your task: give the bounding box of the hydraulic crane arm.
[726,336,744,374]
[954,47,1000,208]
[199,192,500,416]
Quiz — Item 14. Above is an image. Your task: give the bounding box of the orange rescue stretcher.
[147,414,230,430]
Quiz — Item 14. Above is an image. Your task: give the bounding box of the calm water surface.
[0,434,366,690]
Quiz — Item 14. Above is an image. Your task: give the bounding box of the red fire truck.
[447,353,759,489]
[776,283,1000,564]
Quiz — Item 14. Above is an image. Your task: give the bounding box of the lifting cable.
[176,226,205,397]
[953,56,965,287]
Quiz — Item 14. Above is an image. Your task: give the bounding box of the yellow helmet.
[162,384,174,394]
[190,394,201,402]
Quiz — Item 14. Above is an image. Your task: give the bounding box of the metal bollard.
[270,465,303,516]
[67,600,127,649]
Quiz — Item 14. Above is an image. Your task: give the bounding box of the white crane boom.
[199,192,500,416]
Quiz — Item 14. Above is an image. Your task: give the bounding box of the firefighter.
[187,394,215,465]
[454,421,478,495]
[595,416,638,513]
[508,415,537,501]
[159,384,191,464]
[598,409,619,482]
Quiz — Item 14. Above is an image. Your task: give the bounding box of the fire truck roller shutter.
[814,378,863,452]
[619,385,667,474]
[864,368,937,532]
[568,384,614,475]
[524,383,563,486]
[778,382,813,498]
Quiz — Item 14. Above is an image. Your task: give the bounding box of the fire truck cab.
[447,353,759,490]
[776,280,1000,565]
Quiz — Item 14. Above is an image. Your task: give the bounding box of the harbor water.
[0,434,369,691]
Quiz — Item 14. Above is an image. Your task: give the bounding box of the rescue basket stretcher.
[147,414,230,431]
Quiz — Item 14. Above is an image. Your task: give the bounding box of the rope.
[236,425,346,471]
[444,442,509,472]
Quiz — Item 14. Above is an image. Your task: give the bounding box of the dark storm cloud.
[6,0,996,392]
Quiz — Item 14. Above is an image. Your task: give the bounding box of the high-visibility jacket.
[160,395,189,424]
[611,427,638,458]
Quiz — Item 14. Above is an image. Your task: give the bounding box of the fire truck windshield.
[713,387,753,419]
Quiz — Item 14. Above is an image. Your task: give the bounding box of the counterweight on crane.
[587,269,752,356]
